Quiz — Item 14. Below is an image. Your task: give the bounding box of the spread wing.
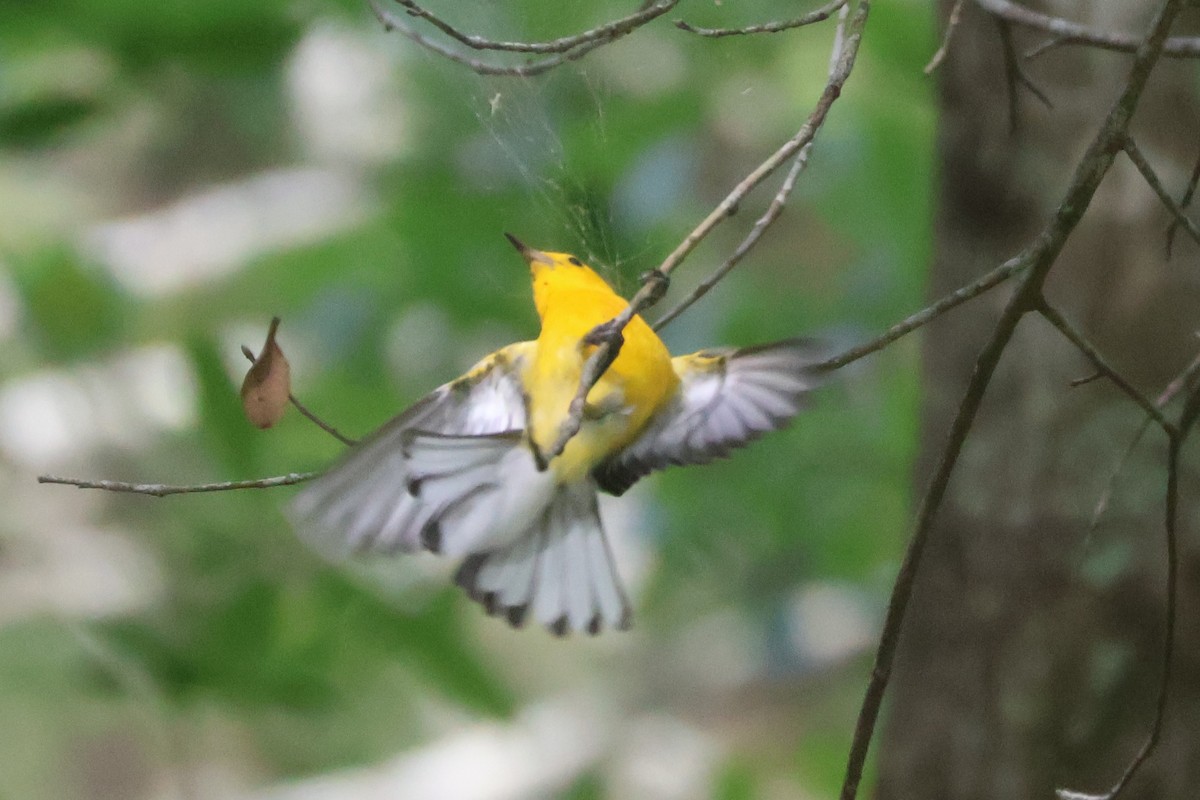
[289,342,534,555]
[592,338,826,496]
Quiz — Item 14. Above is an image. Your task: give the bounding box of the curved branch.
[394,0,678,54]
[675,0,845,38]
[543,0,870,461]
[370,0,677,77]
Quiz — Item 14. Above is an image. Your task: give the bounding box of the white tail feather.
[455,483,631,635]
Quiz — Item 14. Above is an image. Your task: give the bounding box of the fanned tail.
[454,482,632,636]
[294,429,632,636]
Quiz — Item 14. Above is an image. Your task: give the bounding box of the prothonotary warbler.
[290,235,826,635]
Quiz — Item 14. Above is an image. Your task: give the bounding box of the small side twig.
[1070,372,1104,388]
[654,147,814,331]
[1120,136,1200,250]
[1036,300,1177,437]
[655,2,853,331]
[1060,389,1195,800]
[675,0,846,38]
[1166,145,1200,258]
[996,17,1053,133]
[37,472,318,497]
[925,0,967,74]
[239,345,357,446]
[393,0,678,54]
[1088,347,1200,561]
[820,256,1026,370]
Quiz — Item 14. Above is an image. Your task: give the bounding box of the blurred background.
[0,0,1020,797]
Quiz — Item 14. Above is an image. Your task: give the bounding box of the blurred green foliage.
[0,0,932,797]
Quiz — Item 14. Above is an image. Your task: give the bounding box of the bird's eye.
[568,257,582,266]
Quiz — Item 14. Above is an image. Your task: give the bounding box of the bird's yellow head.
[506,233,615,318]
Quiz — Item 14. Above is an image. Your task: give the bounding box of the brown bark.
[877,2,1200,799]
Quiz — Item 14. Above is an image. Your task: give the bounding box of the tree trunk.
[876,2,1200,798]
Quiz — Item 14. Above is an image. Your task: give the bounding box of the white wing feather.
[594,339,826,495]
[289,342,533,556]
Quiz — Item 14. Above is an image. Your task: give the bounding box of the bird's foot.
[583,318,625,350]
[639,268,670,304]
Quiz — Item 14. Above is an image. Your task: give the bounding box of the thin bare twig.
[37,472,318,497]
[675,0,846,38]
[1120,136,1200,249]
[655,3,852,331]
[1062,389,1195,800]
[1069,372,1104,388]
[393,0,678,54]
[543,0,870,462]
[239,345,357,446]
[654,148,814,331]
[925,0,967,74]
[841,1,1190,797]
[1166,146,1200,258]
[1036,300,1178,437]
[288,396,358,446]
[369,0,633,77]
[1088,348,1200,533]
[996,16,1053,133]
[975,0,1200,60]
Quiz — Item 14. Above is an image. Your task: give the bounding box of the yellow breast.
[526,286,679,482]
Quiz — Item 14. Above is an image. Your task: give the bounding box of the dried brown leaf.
[241,317,291,429]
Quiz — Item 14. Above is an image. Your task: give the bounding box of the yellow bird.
[291,236,825,635]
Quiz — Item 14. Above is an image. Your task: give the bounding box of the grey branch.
[840,1,1191,798]
[37,472,318,497]
[1036,300,1178,437]
[1121,136,1200,250]
[996,15,1053,133]
[393,0,678,54]
[654,146,814,331]
[369,0,675,77]
[543,0,869,462]
[925,0,967,74]
[1166,146,1200,258]
[975,0,1200,59]
[1088,347,1200,547]
[675,0,846,38]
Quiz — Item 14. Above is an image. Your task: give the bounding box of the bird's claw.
[639,268,670,304]
[583,319,625,349]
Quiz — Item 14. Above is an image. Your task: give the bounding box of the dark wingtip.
[549,616,570,637]
[506,604,528,628]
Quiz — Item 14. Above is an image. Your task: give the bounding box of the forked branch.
[543,0,868,461]
[840,1,1191,798]
[975,0,1200,59]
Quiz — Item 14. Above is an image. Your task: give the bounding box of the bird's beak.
[505,232,553,266]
